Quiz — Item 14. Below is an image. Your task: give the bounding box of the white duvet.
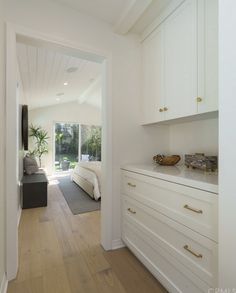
[72,161,101,200]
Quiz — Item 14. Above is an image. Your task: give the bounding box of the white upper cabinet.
[141,0,218,125]
[198,0,218,113]
[164,0,198,120]
[142,26,165,124]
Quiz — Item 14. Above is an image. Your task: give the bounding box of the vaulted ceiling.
[16,0,174,110]
[17,42,102,110]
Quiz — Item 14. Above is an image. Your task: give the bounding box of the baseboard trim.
[0,273,8,293]
[112,239,125,250]
[17,207,22,227]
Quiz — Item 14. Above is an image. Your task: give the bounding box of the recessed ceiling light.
[64,82,68,86]
[66,67,78,73]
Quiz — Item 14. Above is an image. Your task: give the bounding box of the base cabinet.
[121,169,218,293]
[123,223,210,293]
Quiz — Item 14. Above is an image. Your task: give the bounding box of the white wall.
[169,118,218,163]
[29,101,102,174]
[5,0,169,245]
[219,0,236,289]
[0,0,5,288]
[17,65,26,226]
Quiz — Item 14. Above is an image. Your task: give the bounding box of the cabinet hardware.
[127,208,136,214]
[184,204,203,214]
[196,97,203,103]
[163,107,168,111]
[184,245,203,258]
[127,182,136,188]
[159,108,163,112]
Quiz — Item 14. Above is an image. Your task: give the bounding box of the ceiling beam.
[78,76,101,104]
[114,0,152,35]
[141,0,185,42]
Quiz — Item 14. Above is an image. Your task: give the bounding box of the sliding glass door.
[81,125,102,161]
[54,122,80,171]
[54,122,101,172]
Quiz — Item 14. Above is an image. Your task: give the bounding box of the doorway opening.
[6,24,113,280]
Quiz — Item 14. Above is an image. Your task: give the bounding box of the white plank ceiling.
[17,42,102,110]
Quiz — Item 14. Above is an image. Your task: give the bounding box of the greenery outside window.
[54,122,101,171]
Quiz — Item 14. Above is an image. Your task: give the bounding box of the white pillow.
[24,155,39,175]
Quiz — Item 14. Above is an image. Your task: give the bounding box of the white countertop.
[121,163,218,194]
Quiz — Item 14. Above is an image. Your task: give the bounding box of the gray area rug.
[57,175,100,215]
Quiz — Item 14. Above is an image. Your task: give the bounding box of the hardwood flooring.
[7,178,167,293]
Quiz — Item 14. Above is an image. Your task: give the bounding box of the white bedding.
[72,161,101,200]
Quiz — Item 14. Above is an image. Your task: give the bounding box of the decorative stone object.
[153,154,181,166]
[185,153,218,172]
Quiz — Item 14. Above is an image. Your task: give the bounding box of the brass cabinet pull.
[163,107,168,111]
[196,97,203,103]
[159,108,164,112]
[184,204,203,214]
[184,245,203,258]
[127,182,136,188]
[127,208,136,214]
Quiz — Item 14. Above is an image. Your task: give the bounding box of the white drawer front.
[123,222,210,293]
[122,171,218,241]
[122,196,217,287]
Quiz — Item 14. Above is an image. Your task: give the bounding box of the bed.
[71,161,101,200]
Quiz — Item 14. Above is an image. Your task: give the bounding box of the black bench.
[21,172,48,209]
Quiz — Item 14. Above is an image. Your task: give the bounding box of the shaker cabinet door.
[197,0,218,114]
[164,0,198,120]
[142,26,165,124]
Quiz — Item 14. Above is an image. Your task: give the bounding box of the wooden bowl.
[153,154,181,166]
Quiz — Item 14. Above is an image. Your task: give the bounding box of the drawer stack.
[121,169,218,293]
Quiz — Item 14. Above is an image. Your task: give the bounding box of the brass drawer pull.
[163,107,168,111]
[196,97,203,103]
[184,204,203,214]
[127,182,136,188]
[159,108,163,112]
[127,208,136,214]
[184,245,203,258]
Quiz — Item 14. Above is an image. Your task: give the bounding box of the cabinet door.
[164,0,198,120]
[197,0,218,113]
[142,26,165,124]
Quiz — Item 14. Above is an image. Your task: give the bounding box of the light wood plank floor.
[8,179,167,293]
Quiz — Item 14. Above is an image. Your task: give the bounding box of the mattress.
[71,161,101,200]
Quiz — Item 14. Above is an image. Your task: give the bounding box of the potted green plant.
[29,124,49,168]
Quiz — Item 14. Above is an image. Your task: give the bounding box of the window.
[54,122,79,171]
[81,125,102,161]
[54,122,101,171]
